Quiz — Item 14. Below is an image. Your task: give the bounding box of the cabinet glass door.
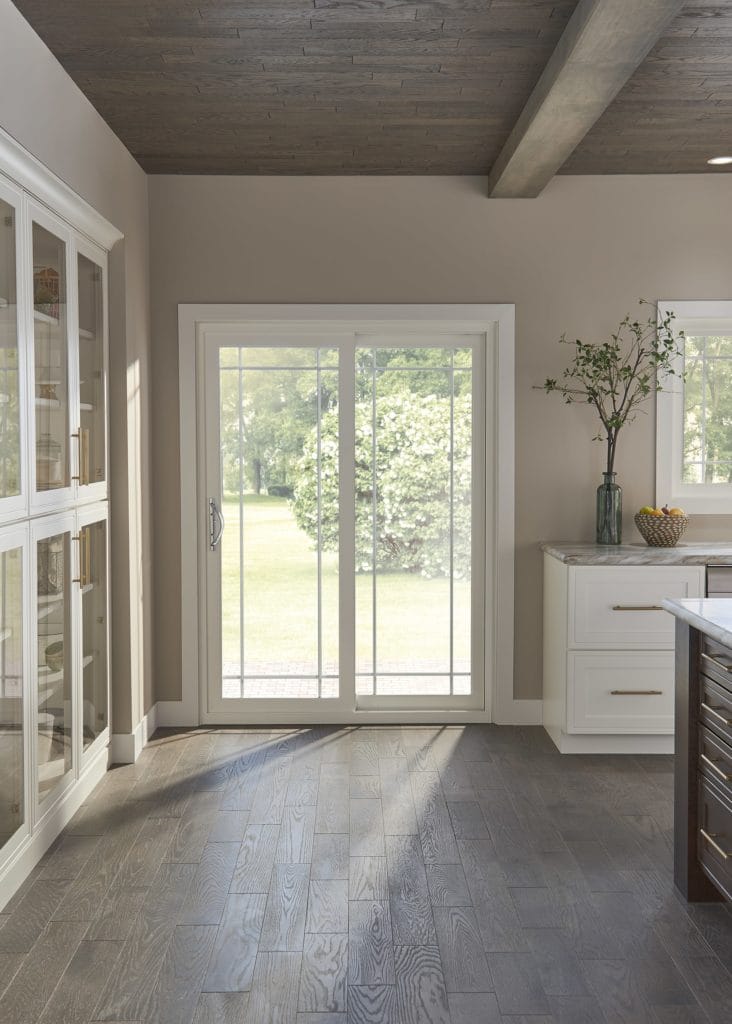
[0,187,23,516]
[36,528,72,804]
[0,535,24,852]
[77,250,106,492]
[78,516,108,751]
[32,217,70,500]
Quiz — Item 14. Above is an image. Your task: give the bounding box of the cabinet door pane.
[77,254,105,487]
[81,520,107,749]
[0,198,20,501]
[33,223,69,493]
[0,545,23,850]
[37,532,72,802]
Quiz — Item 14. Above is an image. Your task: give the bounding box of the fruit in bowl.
[634,504,688,546]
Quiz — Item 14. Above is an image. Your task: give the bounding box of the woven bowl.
[634,513,689,547]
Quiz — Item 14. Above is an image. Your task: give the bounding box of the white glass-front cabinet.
[0,164,111,900]
[0,526,29,867]
[0,177,26,526]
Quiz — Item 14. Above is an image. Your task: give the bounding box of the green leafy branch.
[537,300,684,475]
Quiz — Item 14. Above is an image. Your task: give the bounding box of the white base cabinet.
[543,553,705,753]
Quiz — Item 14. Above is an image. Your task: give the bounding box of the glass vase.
[596,471,622,545]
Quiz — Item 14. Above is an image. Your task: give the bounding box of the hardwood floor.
[1,724,731,1023]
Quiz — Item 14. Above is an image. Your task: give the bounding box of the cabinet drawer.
[700,676,732,748]
[699,726,732,804]
[698,777,732,900]
[568,651,674,734]
[700,639,732,696]
[569,567,704,649]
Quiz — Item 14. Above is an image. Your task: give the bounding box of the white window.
[656,301,732,514]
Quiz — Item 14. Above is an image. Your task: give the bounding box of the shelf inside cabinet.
[80,402,95,412]
[35,397,60,409]
[37,593,63,620]
[78,327,94,340]
[33,308,60,327]
[0,627,11,644]
[80,583,94,595]
[0,297,8,308]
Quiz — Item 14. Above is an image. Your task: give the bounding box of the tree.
[220,362,337,497]
[293,389,472,578]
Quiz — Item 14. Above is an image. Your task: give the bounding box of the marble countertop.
[542,542,732,566]
[662,598,732,649]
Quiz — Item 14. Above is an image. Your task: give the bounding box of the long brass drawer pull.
[701,652,732,675]
[701,702,732,727]
[612,604,664,611]
[700,828,731,860]
[610,689,663,696]
[701,753,732,782]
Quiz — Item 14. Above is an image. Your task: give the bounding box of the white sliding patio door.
[201,330,486,720]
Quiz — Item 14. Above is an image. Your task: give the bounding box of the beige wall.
[149,173,732,703]
[0,0,154,729]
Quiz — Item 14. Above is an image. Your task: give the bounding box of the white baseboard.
[110,703,159,764]
[493,698,543,726]
[544,723,674,754]
[0,742,109,911]
[156,698,196,728]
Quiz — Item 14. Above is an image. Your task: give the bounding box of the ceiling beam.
[486,0,685,198]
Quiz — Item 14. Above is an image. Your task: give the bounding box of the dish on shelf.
[44,640,64,673]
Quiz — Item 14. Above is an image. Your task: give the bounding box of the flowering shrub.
[293,391,472,578]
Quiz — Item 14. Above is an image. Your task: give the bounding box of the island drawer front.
[569,567,705,650]
[698,777,732,900]
[699,726,732,804]
[700,639,732,695]
[700,677,732,748]
[567,651,674,734]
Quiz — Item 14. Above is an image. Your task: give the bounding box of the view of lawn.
[220,495,470,695]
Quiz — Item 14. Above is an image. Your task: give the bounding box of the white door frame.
[170,304,527,726]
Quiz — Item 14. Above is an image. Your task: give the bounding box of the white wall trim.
[174,303,521,726]
[0,125,123,250]
[0,741,108,911]
[110,703,158,764]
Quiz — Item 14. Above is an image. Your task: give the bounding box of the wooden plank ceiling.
[10,0,732,175]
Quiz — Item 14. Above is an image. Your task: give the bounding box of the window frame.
[656,300,732,514]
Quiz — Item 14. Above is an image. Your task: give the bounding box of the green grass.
[220,495,470,673]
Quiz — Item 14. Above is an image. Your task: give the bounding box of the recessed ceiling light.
[707,156,732,165]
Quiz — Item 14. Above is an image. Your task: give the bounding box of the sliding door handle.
[209,497,225,551]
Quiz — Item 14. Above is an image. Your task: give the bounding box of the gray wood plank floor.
[1,725,731,1023]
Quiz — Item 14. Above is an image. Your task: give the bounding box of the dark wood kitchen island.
[664,598,732,902]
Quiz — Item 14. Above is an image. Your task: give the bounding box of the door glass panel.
[81,521,108,748]
[77,254,105,487]
[355,346,473,697]
[0,545,23,849]
[33,223,69,493]
[219,346,338,699]
[0,199,20,501]
[37,532,72,801]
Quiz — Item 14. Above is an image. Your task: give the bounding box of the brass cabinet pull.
[611,604,664,612]
[701,702,732,727]
[701,652,732,675]
[610,689,663,696]
[701,753,732,783]
[72,528,91,588]
[71,429,90,485]
[700,828,731,860]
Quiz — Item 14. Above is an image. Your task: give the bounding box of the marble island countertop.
[662,598,732,649]
[542,542,732,566]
